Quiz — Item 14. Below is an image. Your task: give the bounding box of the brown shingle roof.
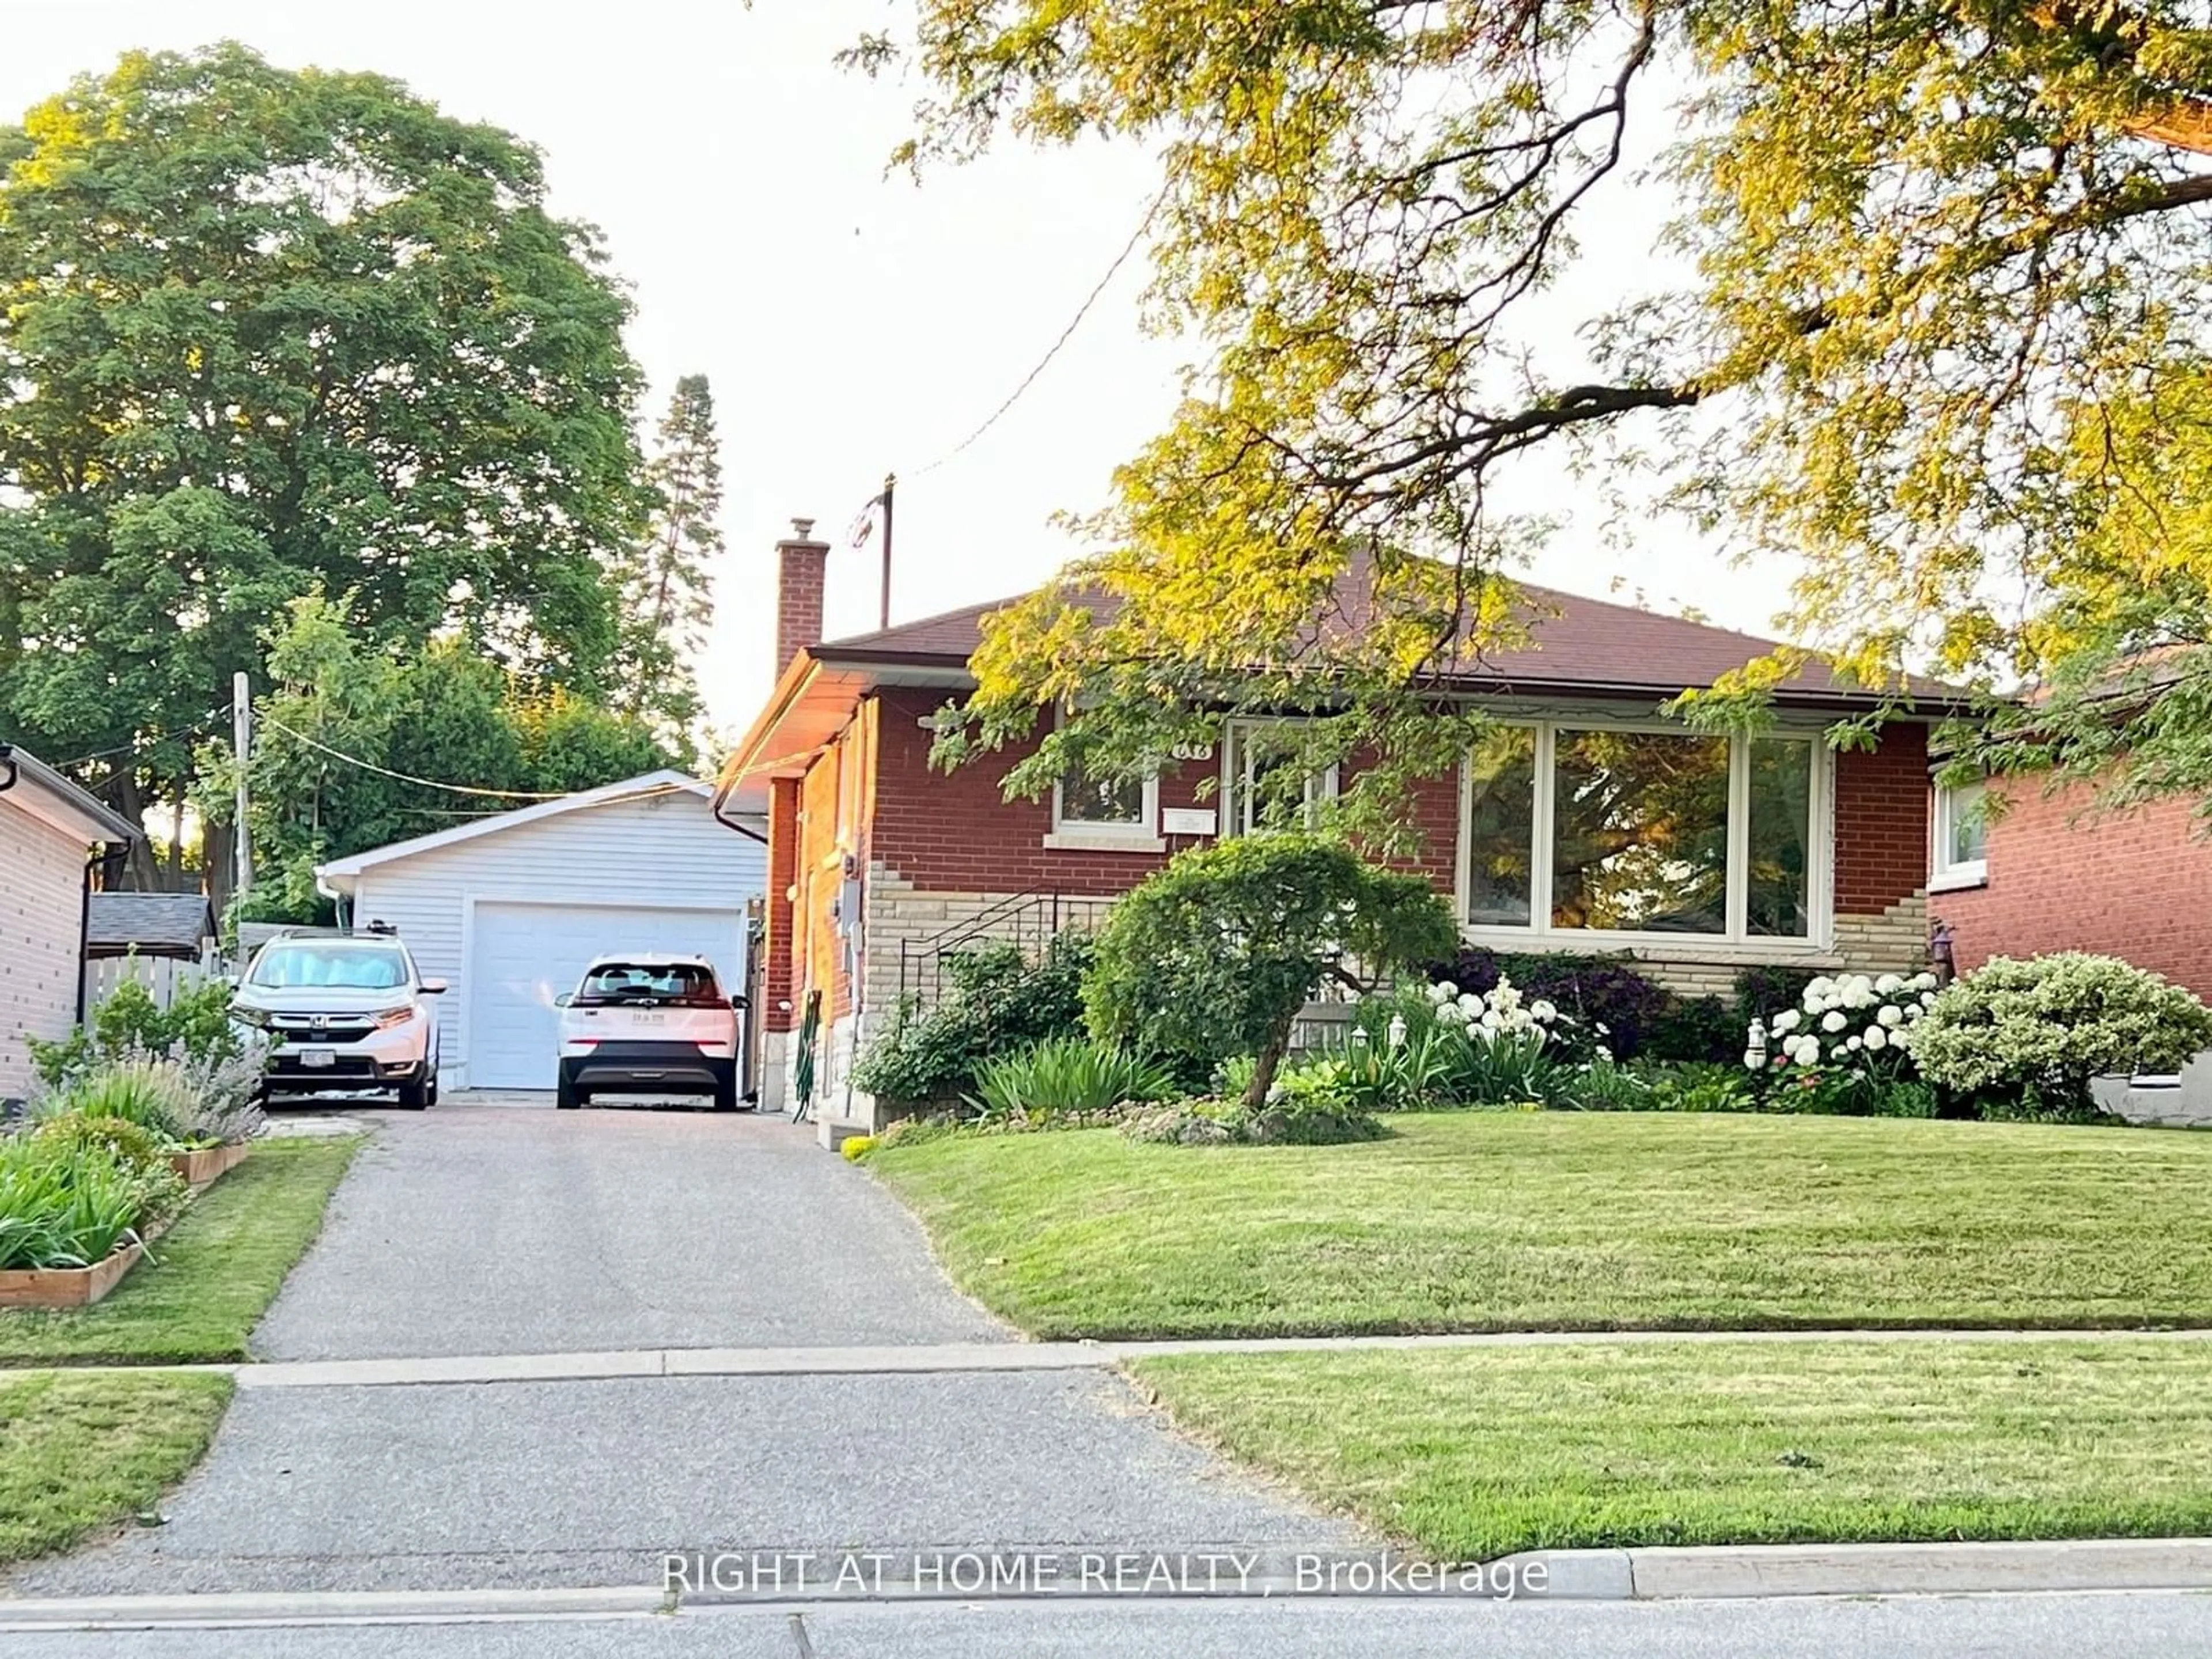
[810,578,1948,704]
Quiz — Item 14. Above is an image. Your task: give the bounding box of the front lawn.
[0,1370,234,1562]
[1130,1339,2212,1559]
[869,1113,2212,1338]
[0,1136,362,1366]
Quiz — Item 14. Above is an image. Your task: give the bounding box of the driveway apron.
[9,1100,1355,1600]
[252,1099,998,1359]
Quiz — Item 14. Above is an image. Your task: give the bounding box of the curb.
[0,1586,669,1631]
[1499,1537,2212,1600]
[2,1541,2209,1626]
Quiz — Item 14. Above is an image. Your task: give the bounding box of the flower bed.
[166,1141,251,1190]
[1,1024,272,1309]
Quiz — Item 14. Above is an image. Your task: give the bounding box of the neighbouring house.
[1927,769,2212,1127]
[313,771,769,1093]
[714,520,1948,1141]
[0,744,138,1105]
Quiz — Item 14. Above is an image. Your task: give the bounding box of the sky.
[0,1,1795,733]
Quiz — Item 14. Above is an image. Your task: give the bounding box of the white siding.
[350,791,766,1089]
[0,802,88,1103]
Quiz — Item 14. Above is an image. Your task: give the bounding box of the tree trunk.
[203,820,234,921]
[1245,1022,1292,1111]
[166,782,186,891]
[112,771,160,891]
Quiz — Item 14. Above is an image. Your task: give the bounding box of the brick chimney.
[774,517,830,672]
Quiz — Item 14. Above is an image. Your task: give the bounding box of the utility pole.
[878,472,896,630]
[232,671,253,901]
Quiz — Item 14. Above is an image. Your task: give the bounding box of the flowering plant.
[1425,974,1563,1044]
[1745,971,1938,1107]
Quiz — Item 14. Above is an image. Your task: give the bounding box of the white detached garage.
[316,772,768,1092]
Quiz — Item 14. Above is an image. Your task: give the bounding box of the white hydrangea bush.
[1746,971,1937,1082]
[1909,953,2212,1113]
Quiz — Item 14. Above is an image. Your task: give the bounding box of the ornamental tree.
[1084,834,1459,1107]
[852,1,2212,820]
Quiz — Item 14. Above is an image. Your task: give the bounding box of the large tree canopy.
[0,43,651,877]
[855,1,2212,812]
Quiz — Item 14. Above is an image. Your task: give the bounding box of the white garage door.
[466,902,746,1089]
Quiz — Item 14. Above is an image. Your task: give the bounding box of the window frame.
[1046,709,1162,847]
[1931,775,1990,891]
[1453,709,1836,952]
[1219,718,1342,836]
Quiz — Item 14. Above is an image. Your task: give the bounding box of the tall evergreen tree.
[609,374,724,744]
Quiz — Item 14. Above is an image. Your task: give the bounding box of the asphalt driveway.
[12,1096,1354,1601]
[254,1094,999,1359]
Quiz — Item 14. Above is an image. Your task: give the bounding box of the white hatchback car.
[554,954,743,1110]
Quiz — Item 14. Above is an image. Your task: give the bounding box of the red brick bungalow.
[715,520,1940,1137]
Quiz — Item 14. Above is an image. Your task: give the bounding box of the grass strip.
[0,1370,233,1563]
[1131,1339,2212,1559]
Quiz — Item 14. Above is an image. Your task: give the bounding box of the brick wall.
[869,687,1205,896]
[762,777,800,1035]
[1936,777,2212,997]
[1833,723,1930,914]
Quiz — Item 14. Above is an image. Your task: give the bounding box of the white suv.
[233,931,445,1109]
[554,955,742,1111]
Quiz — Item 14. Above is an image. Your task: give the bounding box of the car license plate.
[300,1048,336,1069]
[631,1012,666,1027]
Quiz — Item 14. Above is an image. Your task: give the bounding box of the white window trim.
[1931,777,1989,891]
[1453,711,1836,953]
[1047,708,1161,845]
[1219,718,1342,836]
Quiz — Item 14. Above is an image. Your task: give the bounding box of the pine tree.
[609,375,723,748]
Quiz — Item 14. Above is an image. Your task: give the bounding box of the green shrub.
[853,932,1096,1105]
[1733,965,1823,1032]
[27,1113,192,1228]
[1119,1096,1383,1147]
[1642,995,1745,1065]
[1912,954,2212,1115]
[1238,1097,1386,1145]
[1555,1055,1657,1110]
[32,1114,168,1176]
[1643,1062,1758,1113]
[1087,835,1457,1106]
[28,974,245,1089]
[967,1036,1177,1118]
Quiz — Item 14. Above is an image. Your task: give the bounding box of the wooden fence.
[82,953,226,1018]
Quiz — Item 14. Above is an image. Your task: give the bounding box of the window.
[1464,726,1537,925]
[1052,763,1157,836]
[1458,720,1825,944]
[1933,777,1988,885]
[1222,721,1340,835]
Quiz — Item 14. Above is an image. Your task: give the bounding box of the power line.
[51,710,226,771]
[257,714,577,800]
[907,183,1169,480]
